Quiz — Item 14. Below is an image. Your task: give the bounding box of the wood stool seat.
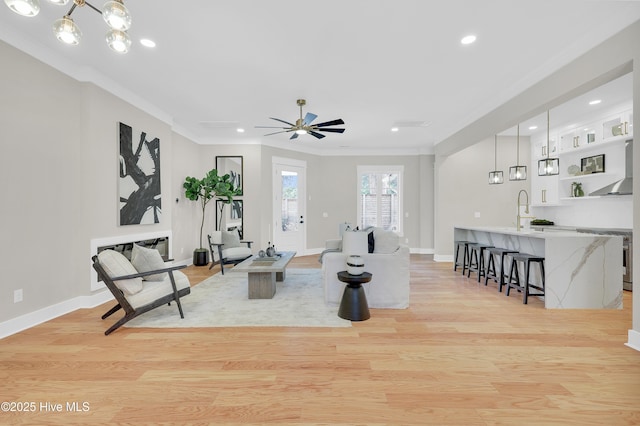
[506,253,545,304]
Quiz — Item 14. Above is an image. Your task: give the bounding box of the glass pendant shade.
[5,0,40,16]
[538,158,559,176]
[53,15,81,45]
[102,0,131,31]
[106,28,131,53]
[489,171,504,185]
[509,165,527,181]
[46,0,69,5]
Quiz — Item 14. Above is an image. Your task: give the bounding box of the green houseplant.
[184,169,241,266]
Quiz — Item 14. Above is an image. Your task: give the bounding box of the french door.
[272,157,306,254]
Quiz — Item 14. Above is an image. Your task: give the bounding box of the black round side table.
[337,271,372,321]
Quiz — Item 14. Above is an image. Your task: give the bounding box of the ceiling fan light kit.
[5,0,133,53]
[256,99,345,140]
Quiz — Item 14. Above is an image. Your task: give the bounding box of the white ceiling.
[1,1,639,154]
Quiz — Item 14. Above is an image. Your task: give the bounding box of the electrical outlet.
[322,212,328,218]
[14,289,23,303]
[474,211,481,218]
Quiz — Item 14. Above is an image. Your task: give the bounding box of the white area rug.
[125,268,351,328]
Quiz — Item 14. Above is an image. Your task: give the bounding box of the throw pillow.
[131,244,167,281]
[221,229,241,248]
[373,228,399,254]
[97,249,143,295]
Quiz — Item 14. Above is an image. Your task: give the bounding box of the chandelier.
[4,0,133,54]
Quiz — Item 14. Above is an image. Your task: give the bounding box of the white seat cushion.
[97,249,143,295]
[126,270,191,309]
[222,246,252,261]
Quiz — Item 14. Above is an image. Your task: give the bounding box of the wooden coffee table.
[232,251,296,299]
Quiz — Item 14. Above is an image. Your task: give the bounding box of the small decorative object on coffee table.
[337,271,372,321]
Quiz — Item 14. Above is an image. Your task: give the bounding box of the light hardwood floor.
[1,255,639,425]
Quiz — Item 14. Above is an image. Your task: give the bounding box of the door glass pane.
[360,173,377,228]
[381,173,399,231]
[281,171,298,232]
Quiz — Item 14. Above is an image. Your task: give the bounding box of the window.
[357,165,403,234]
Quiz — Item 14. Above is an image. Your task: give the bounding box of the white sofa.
[321,228,410,309]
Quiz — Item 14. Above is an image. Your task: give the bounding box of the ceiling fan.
[256,99,345,140]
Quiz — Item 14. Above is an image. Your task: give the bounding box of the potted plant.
[184,169,241,266]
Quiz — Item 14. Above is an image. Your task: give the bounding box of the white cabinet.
[533,132,558,159]
[602,109,633,142]
[559,121,599,153]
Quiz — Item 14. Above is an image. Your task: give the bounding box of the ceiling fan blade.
[303,112,318,125]
[269,117,296,126]
[318,128,345,133]
[314,118,344,127]
[309,130,326,139]
[289,132,299,140]
[263,130,291,136]
[255,126,289,129]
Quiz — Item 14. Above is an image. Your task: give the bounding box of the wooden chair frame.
[91,255,191,335]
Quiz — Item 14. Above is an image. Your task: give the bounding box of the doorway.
[272,157,306,254]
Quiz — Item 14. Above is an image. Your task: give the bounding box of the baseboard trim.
[0,291,113,340]
[433,254,454,262]
[625,329,640,352]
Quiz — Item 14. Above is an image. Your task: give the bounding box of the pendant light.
[538,110,560,176]
[488,134,504,184]
[509,124,527,181]
[6,0,133,53]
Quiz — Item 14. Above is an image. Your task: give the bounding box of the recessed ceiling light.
[528,125,538,130]
[391,127,399,132]
[140,38,156,48]
[589,99,601,105]
[236,128,245,133]
[461,35,476,45]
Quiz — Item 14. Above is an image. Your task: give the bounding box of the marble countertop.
[455,226,620,239]
[531,224,632,236]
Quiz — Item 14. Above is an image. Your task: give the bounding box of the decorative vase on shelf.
[572,182,584,197]
[346,255,365,275]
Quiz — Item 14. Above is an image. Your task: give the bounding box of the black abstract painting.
[118,122,161,225]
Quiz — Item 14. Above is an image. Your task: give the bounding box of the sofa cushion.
[131,244,166,281]
[97,249,143,295]
[373,228,399,254]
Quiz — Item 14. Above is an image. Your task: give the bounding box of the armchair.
[208,229,253,274]
[92,246,191,335]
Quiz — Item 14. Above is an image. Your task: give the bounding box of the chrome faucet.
[516,189,534,231]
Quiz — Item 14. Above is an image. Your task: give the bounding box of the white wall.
[435,136,531,259]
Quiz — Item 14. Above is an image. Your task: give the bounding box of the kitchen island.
[454,226,623,309]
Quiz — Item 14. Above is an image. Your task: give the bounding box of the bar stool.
[485,248,519,291]
[467,243,494,282]
[506,253,546,304]
[454,240,471,274]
